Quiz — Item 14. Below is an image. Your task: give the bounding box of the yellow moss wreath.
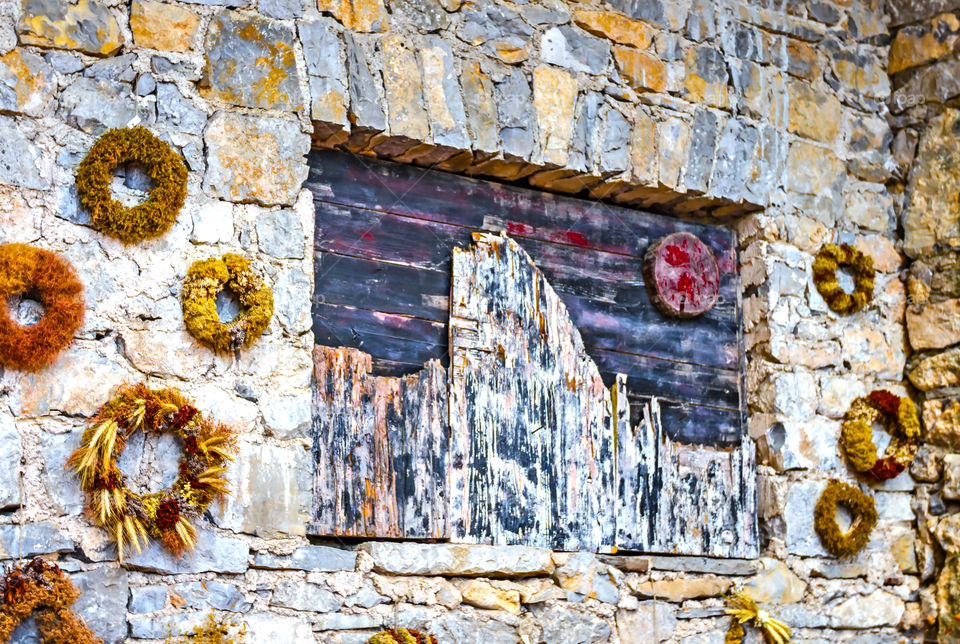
[814,480,877,558]
[367,629,438,644]
[812,243,875,314]
[181,254,273,352]
[76,127,188,243]
[840,390,921,481]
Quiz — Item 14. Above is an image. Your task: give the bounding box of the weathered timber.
[448,233,622,552]
[311,346,448,538]
[616,397,758,558]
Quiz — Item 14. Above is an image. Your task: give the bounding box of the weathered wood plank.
[616,397,758,558]
[448,233,621,552]
[311,346,448,538]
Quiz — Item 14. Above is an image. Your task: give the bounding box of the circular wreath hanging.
[0,243,84,372]
[840,390,921,481]
[0,558,102,644]
[181,254,273,353]
[812,243,875,314]
[75,126,188,243]
[814,479,878,558]
[367,629,438,644]
[68,384,237,560]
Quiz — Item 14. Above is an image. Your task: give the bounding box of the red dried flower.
[868,456,905,481]
[183,434,199,454]
[93,469,122,490]
[170,405,198,429]
[868,390,900,417]
[154,498,180,531]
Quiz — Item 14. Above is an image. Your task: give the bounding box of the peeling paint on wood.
[311,345,448,538]
[448,233,621,552]
[617,397,758,558]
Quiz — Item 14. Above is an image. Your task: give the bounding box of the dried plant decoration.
[812,243,875,315]
[366,629,439,644]
[813,479,878,558]
[724,592,791,644]
[68,384,237,560]
[840,390,921,481]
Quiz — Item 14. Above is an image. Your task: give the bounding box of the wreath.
[367,630,438,644]
[181,254,274,352]
[75,126,188,243]
[0,244,84,372]
[814,479,877,558]
[68,384,237,560]
[0,558,101,644]
[840,390,921,481]
[812,243,875,314]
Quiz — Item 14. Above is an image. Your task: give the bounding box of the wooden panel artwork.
[312,346,448,538]
[449,233,622,552]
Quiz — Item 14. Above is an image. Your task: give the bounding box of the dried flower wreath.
[76,126,188,243]
[812,243,875,314]
[367,629,439,644]
[0,558,101,644]
[724,592,791,644]
[840,390,921,481]
[0,244,84,371]
[181,254,273,353]
[68,384,237,560]
[814,479,878,558]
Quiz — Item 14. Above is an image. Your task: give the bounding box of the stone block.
[709,118,759,202]
[130,0,199,52]
[461,61,498,153]
[533,604,612,643]
[757,416,840,473]
[829,589,905,628]
[18,0,123,55]
[254,544,357,571]
[943,454,960,500]
[345,33,386,133]
[786,78,841,142]
[830,50,890,101]
[784,139,844,197]
[57,77,139,135]
[418,38,469,150]
[378,34,429,145]
[72,567,128,644]
[129,585,167,614]
[203,111,309,206]
[0,413,20,510]
[458,579,521,614]
[129,612,208,639]
[889,12,960,74]
[0,522,74,559]
[845,185,894,232]
[553,552,620,603]
[156,82,207,135]
[908,299,960,350]
[495,69,536,160]
[191,199,234,244]
[259,0,303,19]
[213,441,311,537]
[614,46,668,92]
[616,602,676,643]
[0,116,47,190]
[598,103,630,175]
[683,45,728,109]
[256,208,306,259]
[123,527,249,574]
[203,11,303,111]
[461,3,531,50]
[743,558,806,604]
[271,579,340,612]
[360,542,554,577]
[642,555,759,575]
[779,479,829,557]
[910,347,960,391]
[657,116,690,190]
[573,10,654,48]
[319,0,388,32]
[630,110,658,185]
[273,265,312,332]
[541,25,610,75]
[684,108,719,193]
[533,65,576,166]
[300,17,346,127]
[634,577,731,602]
[0,49,53,117]
[904,109,960,259]
[174,580,251,612]
[924,397,960,450]
[18,348,133,419]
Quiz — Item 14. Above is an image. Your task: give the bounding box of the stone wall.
[887,1,960,640]
[0,0,926,641]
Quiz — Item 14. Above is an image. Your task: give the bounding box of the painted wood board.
[311,345,448,538]
[448,233,621,552]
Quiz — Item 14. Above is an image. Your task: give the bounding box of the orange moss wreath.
[840,390,921,481]
[0,243,84,371]
[68,384,237,560]
[75,127,188,243]
[0,558,102,644]
[812,243,875,314]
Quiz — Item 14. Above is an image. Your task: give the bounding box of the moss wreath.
[367,629,438,644]
[68,384,237,560]
[0,558,102,644]
[840,389,921,481]
[812,243,875,314]
[75,126,188,243]
[181,254,274,353]
[0,243,84,372]
[814,479,878,558]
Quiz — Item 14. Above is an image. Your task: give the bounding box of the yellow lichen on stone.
[379,35,429,141]
[18,0,123,55]
[889,12,960,74]
[130,0,200,53]
[613,47,668,92]
[573,10,655,49]
[533,65,577,167]
[318,0,388,33]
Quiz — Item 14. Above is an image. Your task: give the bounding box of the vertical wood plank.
[449,233,618,552]
[311,346,448,538]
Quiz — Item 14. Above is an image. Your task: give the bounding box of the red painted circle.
[644,232,720,318]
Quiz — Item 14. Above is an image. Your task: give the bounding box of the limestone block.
[904,109,960,258]
[614,46,668,92]
[344,33,385,132]
[0,116,48,189]
[18,0,123,55]
[573,10,655,48]
[533,65,576,166]
[743,558,806,604]
[271,579,340,612]
[784,139,844,197]
[458,579,521,614]
[533,604,612,643]
[0,413,21,510]
[616,602,676,643]
[254,544,357,571]
[541,25,610,75]
[634,576,731,602]
[418,37,469,150]
[360,542,555,577]
[553,552,621,603]
[829,589,905,628]
[495,69,536,160]
[924,397,960,450]
[943,454,960,500]
[908,299,960,350]
[0,49,53,117]
[300,17,347,130]
[683,45,728,109]
[72,567,128,644]
[787,78,841,142]
[203,111,309,206]
[757,416,840,473]
[318,0,388,33]
[889,12,960,74]
[0,522,74,559]
[460,61,498,154]
[130,0,199,52]
[202,11,303,111]
[129,586,167,614]
[123,527,249,574]
[57,77,140,135]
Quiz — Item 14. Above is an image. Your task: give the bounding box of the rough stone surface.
[57,77,139,135]
[616,602,677,643]
[0,49,54,117]
[541,25,611,75]
[0,413,21,510]
[889,12,960,74]
[203,11,303,111]
[124,528,250,574]
[0,522,74,559]
[130,0,200,52]
[904,109,960,259]
[360,542,555,577]
[203,111,310,206]
[271,579,340,612]
[72,567,128,644]
[553,553,621,603]
[18,0,123,55]
[907,299,960,350]
[254,544,357,571]
[0,116,48,189]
